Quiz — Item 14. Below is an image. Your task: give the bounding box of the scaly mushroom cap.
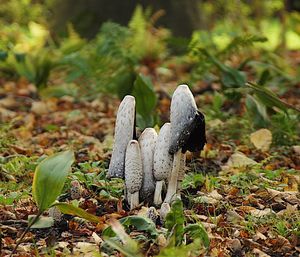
[169,85,206,154]
[153,123,173,181]
[125,140,143,194]
[108,95,136,178]
[139,128,157,201]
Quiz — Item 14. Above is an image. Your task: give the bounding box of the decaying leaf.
[226,152,257,168]
[250,128,272,151]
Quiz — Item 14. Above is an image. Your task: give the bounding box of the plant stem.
[10,211,43,256]
[164,150,182,203]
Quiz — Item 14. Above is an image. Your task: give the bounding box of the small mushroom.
[125,140,143,210]
[164,85,206,203]
[160,202,171,224]
[108,95,136,178]
[139,128,157,202]
[153,123,173,205]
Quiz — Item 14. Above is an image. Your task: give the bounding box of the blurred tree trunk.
[51,0,202,38]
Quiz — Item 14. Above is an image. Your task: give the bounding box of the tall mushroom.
[139,128,157,202]
[108,95,136,178]
[153,123,173,205]
[125,140,143,210]
[164,85,206,203]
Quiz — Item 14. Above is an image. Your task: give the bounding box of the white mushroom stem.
[130,192,139,210]
[177,153,186,193]
[154,180,164,205]
[164,150,182,203]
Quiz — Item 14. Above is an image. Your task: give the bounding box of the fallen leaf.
[250,129,272,151]
[226,152,257,168]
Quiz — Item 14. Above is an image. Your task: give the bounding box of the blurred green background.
[0,0,299,138]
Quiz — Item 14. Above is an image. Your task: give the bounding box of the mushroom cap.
[153,123,173,181]
[139,128,157,200]
[108,95,136,178]
[169,85,206,154]
[125,140,143,194]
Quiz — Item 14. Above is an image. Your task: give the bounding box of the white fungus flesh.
[153,123,173,205]
[125,140,143,210]
[139,128,158,202]
[108,95,136,178]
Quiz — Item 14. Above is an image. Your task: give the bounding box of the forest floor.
[0,64,300,257]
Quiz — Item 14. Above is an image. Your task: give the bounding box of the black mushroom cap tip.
[169,85,206,155]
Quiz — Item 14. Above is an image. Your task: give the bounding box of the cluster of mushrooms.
[108,85,206,210]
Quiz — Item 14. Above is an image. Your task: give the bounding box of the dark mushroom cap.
[169,85,206,154]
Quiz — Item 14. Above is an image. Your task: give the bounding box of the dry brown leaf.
[250,129,272,152]
[226,152,257,168]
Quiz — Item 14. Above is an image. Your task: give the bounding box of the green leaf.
[103,219,142,257]
[132,74,157,128]
[245,95,270,128]
[157,240,203,257]
[32,150,74,212]
[54,202,100,223]
[104,238,142,257]
[184,223,210,248]
[102,216,158,238]
[246,82,300,113]
[165,199,185,246]
[28,215,54,229]
[198,49,246,88]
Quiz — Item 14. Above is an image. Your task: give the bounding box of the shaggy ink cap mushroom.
[169,84,206,155]
[125,140,143,210]
[164,84,206,204]
[108,95,136,178]
[139,128,157,202]
[153,123,173,205]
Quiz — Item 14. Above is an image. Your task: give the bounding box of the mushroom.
[153,123,173,205]
[139,128,158,202]
[159,202,171,224]
[108,95,136,178]
[125,140,143,210]
[164,85,206,203]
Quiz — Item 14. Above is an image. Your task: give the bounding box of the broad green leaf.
[246,82,300,113]
[165,199,185,246]
[184,223,210,248]
[102,215,158,238]
[54,202,100,223]
[245,95,269,128]
[32,150,74,212]
[132,74,157,128]
[28,215,54,229]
